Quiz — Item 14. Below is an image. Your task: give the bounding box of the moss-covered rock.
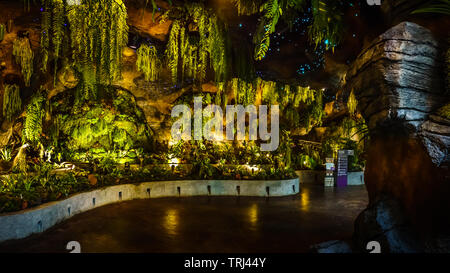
[436,103,450,120]
[49,85,152,162]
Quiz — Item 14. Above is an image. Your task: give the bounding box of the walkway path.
[0,184,368,253]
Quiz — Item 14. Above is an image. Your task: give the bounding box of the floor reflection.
[0,184,368,253]
[164,209,179,237]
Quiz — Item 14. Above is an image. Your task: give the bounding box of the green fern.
[164,3,231,84]
[23,89,46,145]
[67,0,128,104]
[347,89,358,115]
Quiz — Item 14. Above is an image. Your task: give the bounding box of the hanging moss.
[165,20,181,84]
[2,84,22,122]
[136,44,161,82]
[12,37,34,86]
[67,0,128,104]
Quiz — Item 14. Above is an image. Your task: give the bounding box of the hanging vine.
[13,36,34,87]
[39,0,66,85]
[136,44,161,82]
[233,0,344,60]
[347,89,358,115]
[164,3,231,85]
[2,84,22,122]
[165,20,181,85]
[308,0,343,51]
[67,0,128,104]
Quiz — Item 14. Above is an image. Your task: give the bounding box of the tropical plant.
[12,36,34,86]
[22,89,46,145]
[308,0,343,51]
[0,148,12,161]
[137,44,161,82]
[234,0,344,60]
[67,0,128,104]
[347,89,358,115]
[164,3,231,84]
[3,84,22,122]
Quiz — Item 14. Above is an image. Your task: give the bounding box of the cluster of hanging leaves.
[259,79,324,128]
[231,78,256,106]
[308,0,343,51]
[233,0,343,60]
[347,89,358,115]
[67,0,128,104]
[137,44,161,82]
[164,3,231,85]
[22,88,46,145]
[12,37,34,86]
[2,84,22,122]
[40,0,66,86]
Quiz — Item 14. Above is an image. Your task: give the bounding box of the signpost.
[337,150,354,187]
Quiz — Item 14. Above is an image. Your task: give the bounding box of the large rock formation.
[345,21,450,252]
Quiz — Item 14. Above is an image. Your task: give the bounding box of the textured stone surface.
[419,115,450,166]
[354,195,423,253]
[345,21,446,130]
[345,21,449,167]
[310,240,353,253]
[346,21,450,252]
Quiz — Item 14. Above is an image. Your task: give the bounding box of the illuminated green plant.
[235,0,343,59]
[347,89,358,115]
[164,3,231,84]
[308,0,343,51]
[0,24,5,42]
[12,37,34,86]
[3,84,22,122]
[67,0,128,104]
[23,89,46,145]
[0,148,12,161]
[137,44,161,82]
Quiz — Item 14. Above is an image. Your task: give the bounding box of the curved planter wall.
[0,178,299,243]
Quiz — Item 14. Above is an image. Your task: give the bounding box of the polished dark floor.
[0,184,368,253]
